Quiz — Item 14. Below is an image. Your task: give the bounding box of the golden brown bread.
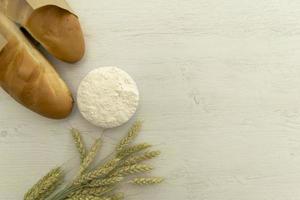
[0,12,73,119]
[25,6,85,63]
[0,0,85,63]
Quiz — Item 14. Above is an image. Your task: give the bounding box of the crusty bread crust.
[25,6,85,63]
[0,12,73,119]
[0,0,85,63]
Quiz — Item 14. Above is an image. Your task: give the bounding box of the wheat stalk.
[38,182,62,200]
[107,193,124,200]
[110,164,153,177]
[116,121,142,152]
[71,186,113,197]
[122,150,161,166]
[117,143,152,158]
[74,159,120,185]
[24,167,63,200]
[79,138,102,174]
[102,158,121,169]
[69,194,111,200]
[71,128,87,163]
[89,176,123,187]
[24,121,163,200]
[130,177,164,185]
[74,168,113,186]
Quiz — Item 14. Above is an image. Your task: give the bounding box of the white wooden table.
[2,0,300,199]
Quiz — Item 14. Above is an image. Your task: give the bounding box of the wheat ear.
[74,159,120,185]
[24,167,63,200]
[71,128,87,163]
[89,176,123,187]
[110,164,153,177]
[79,138,102,174]
[116,121,142,152]
[130,177,164,185]
[122,150,161,166]
[107,193,124,200]
[117,143,152,158]
[69,194,111,200]
[71,186,113,197]
[38,181,62,200]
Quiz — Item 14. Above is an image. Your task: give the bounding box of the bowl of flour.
[77,67,139,128]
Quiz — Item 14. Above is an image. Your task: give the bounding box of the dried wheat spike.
[111,164,153,177]
[117,143,152,158]
[79,138,102,174]
[108,192,125,200]
[70,194,111,200]
[89,176,123,187]
[71,186,111,197]
[116,121,142,152]
[24,167,63,200]
[71,128,87,163]
[131,177,164,185]
[74,159,120,185]
[123,150,161,166]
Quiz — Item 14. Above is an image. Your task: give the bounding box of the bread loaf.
[0,0,85,63]
[0,12,73,119]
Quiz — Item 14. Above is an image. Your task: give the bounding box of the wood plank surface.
[2,0,300,199]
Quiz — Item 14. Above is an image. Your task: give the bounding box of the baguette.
[0,12,73,119]
[0,0,85,63]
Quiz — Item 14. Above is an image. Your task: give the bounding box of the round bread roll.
[0,0,85,63]
[77,67,140,128]
[0,12,73,119]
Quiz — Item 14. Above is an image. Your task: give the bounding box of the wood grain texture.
[2,0,300,199]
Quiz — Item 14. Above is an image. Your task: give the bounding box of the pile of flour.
[77,67,139,128]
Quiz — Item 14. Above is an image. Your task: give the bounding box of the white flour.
[77,67,139,128]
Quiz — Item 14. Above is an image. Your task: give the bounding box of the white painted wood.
[2,0,300,199]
